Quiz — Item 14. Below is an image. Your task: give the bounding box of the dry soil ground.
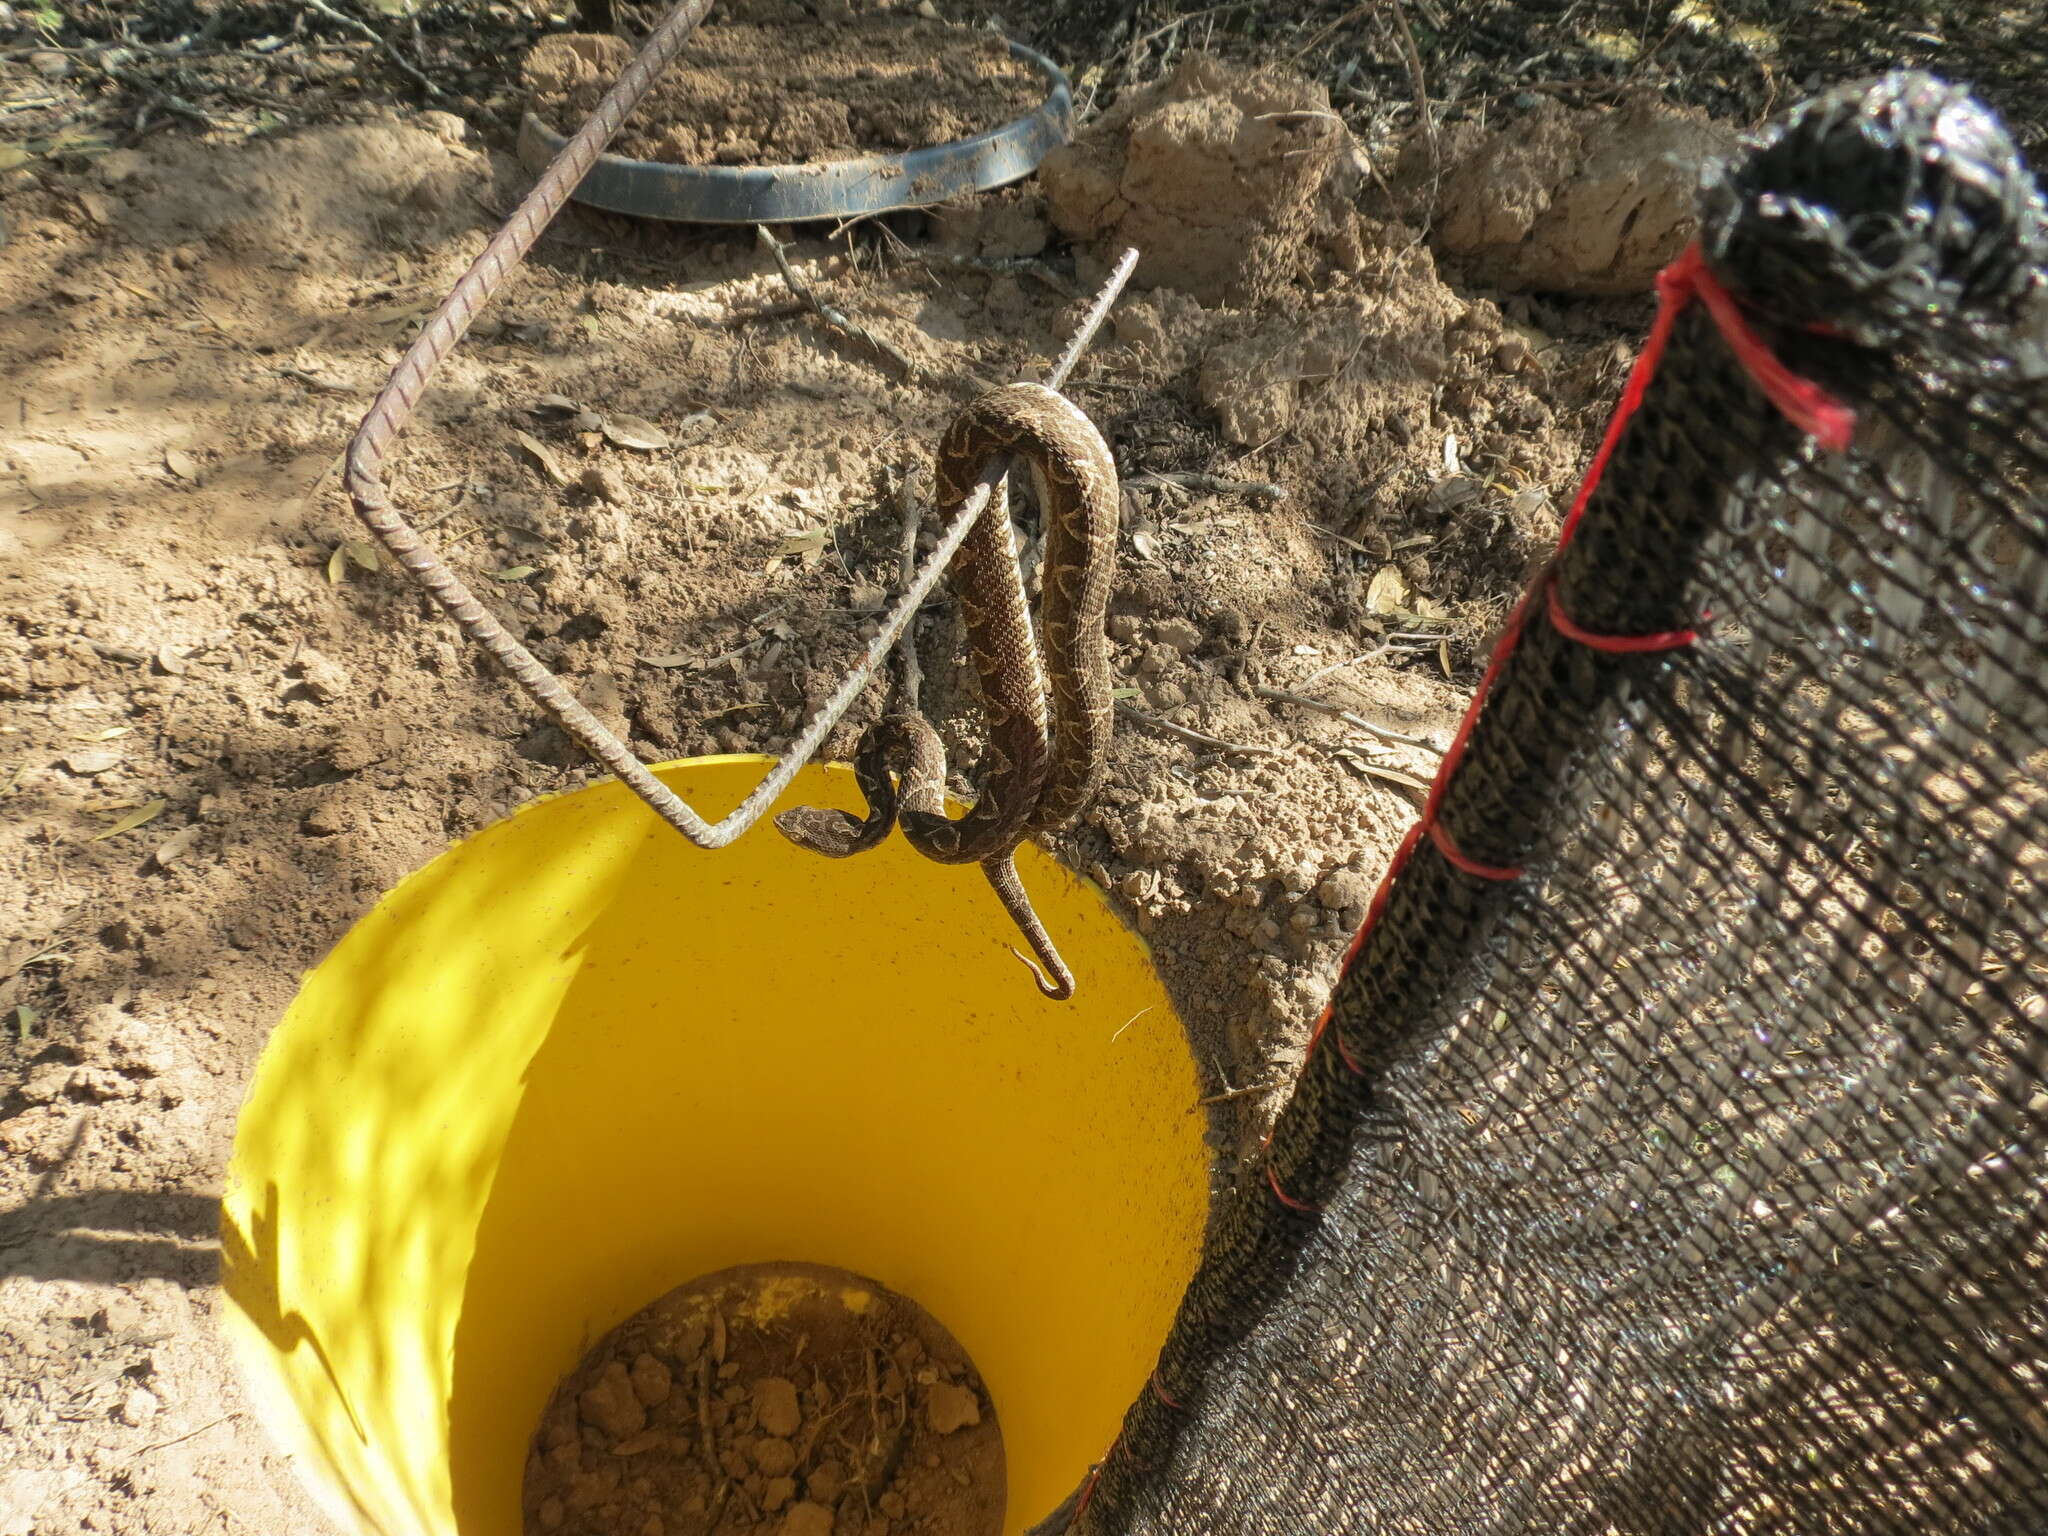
[1,1,2037,1533]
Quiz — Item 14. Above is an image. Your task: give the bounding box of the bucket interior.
[220,756,1210,1536]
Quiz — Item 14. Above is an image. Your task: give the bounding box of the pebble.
[117,1386,159,1426]
[780,1502,833,1536]
[1153,617,1203,653]
[417,109,471,145]
[1316,870,1374,911]
[629,1352,671,1406]
[752,1375,801,1437]
[289,648,351,703]
[579,1360,647,1439]
[925,1381,981,1434]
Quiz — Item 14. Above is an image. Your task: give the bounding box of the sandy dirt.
[0,18,1730,1536]
[524,3,1043,168]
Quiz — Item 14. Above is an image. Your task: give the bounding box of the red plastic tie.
[1546,579,1698,654]
[1075,1462,1104,1518]
[1560,242,1856,546]
[1150,1371,1183,1410]
[1683,248,1857,453]
[1266,1165,1323,1214]
[1427,818,1525,881]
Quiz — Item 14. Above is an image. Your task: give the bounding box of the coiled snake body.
[775,383,1119,1000]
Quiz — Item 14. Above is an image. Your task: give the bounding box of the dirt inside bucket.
[522,1261,1005,1536]
[522,2,1045,169]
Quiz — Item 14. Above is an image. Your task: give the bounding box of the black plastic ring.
[518,38,1073,225]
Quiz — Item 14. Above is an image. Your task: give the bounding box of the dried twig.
[1253,684,1438,749]
[1293,646,1393,688]
[301,0,445,100]
[1307,522,1374,554]
[1378,0,1438,165]
[1127,470,1286,500]
[1117,701,1275,757]
[757,224,921,381]
[1196,1078,1285,1108]
[1325,749,1432,791]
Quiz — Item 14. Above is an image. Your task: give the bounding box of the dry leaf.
[155,643,187,676]
[531,394,580,415]
[14,1005,35,1044]
[326,545,349,584]
[164,447,201,482]
[0,145,30,173]
[1365,566,1410,617]
[771,529,828,560]
[513,430,570,487]
[93,799,166,841]
[64,750,121,775]
[343,540,381,573]
[81,726,131,742]
[153,824,200,867]
[638,653,691,669]
[493,565,538,581]
[1439,639,1454,679]
[1427,472,1482,511]
[602,413,671,452]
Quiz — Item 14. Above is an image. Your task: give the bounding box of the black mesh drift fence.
[1056,72,2048,1536]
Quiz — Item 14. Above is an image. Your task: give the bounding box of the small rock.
[805,1461,845,1503]
[1137,642,1178,677]
[762,1476,796,1512]
[629,1352,671,1406]
[926,1381,981,1434]
[289,649,351,703]
[1153,618,1203,654]
[153,824,200,868]
[1316,870,1374,911]
[117,1386,159,1427]
[753,1436,797,1476]
[28,50,72,77]
[63,750,120,776]
[635,1516,662,1536]
[1108,613,1143,643]
[537,1497,564,1530]
[417,109,471,145]
[751,1376,801,1437]
[1140,678,1186,710]
[879,1490,908,1519]
[578,463,630,504]
[93,1294,148,1336]
[579,1360,647,1440]
[300,787,358,838]
[780,1501,834,1536]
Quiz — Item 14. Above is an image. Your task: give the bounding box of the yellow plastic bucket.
[220,757,1208,1536]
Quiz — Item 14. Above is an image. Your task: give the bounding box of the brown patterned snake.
[774,382,1120,1000]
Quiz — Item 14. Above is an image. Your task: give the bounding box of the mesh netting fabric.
[1062,73,2048,1535]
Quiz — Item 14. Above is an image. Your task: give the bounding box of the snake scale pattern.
[775,382,1120,1000]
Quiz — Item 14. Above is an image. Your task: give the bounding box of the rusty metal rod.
[341,0,993,849]
[342,0,1124,848]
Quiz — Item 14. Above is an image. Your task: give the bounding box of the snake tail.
[981,852,1074,1001]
